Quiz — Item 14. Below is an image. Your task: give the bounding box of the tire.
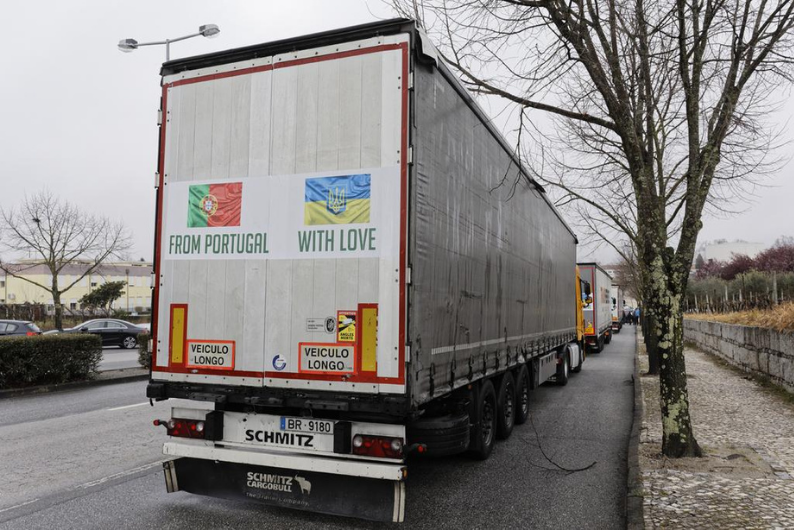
[496,372,516,440]
[514,365,531,425]
[595,337,604,353]
[122,335,137,349]
[407,412,470,457]
[556,352,569,386]
[605,332,612,345]
[468,380,497,460]
[571,346,582,373]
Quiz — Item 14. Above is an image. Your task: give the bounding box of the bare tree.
[0,191,132,330]
[395,0,794,457]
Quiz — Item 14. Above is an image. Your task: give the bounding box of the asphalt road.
[0,329,636,529]
[98,346,140,371]
[0,380,149,428]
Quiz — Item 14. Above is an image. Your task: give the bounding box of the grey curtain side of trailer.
[407,60,577,407]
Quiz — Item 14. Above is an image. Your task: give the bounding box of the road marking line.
[107,402,149,411]
[0,498,40,514]
[77,460,166,489]
[0,462,167,516]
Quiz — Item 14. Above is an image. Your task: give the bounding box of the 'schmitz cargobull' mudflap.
[163,458,406,523]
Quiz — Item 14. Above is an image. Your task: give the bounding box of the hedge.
[0,334,102,389]
[138,332,152,370]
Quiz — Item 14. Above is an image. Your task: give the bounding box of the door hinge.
[408,72,414,90]
[406,267,412,285]
[157,109,163,126]
[154,171,160,189]
[407,146,413,164]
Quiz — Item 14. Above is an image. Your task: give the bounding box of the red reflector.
[351,435,403,459]
[166,418,206,439]
[26,332,36,336]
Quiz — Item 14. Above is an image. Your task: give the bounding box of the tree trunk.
[51,274,63,331]
[644,312,660,375]
[654,284,702,457]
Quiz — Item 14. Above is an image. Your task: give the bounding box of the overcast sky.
[1,1,791,264]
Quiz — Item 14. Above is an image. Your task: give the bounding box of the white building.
[699,240,765,262]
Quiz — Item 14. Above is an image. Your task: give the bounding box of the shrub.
[138,332,152,370]
[755,244,794,273]
[0,334,102,389]
[720,254,755,281]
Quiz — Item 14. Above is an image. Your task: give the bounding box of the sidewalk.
[637,339,794,529]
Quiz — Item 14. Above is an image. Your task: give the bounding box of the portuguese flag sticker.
[188,182,243,228]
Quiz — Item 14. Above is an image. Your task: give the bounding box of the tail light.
[26,332,37,336]
[351,434,403,459]
[154,418,205,439]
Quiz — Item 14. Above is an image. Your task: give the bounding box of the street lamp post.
[118,24,220,60]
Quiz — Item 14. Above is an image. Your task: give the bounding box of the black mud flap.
[163,458,405,523]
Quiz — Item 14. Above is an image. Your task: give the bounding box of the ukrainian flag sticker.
[304,174,371,225]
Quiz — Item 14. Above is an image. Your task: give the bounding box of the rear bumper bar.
[163,441,406,481]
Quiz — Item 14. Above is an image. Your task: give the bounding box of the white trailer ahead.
[146,19,583,522]
[577,263,613,351]
[610,284,623,333]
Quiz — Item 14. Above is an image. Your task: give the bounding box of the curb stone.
[0,368,149,399]
[626,327,645,530]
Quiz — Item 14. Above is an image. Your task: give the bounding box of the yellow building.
[0,260,153,314]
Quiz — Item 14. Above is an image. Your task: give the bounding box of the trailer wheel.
[605,331,612,345]
[514,365,531,425]
[496,372,516,440]
[468,380,497,460]
[556,352,569,386]
[594,337,605,353]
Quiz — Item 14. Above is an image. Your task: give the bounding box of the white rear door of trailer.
[151,34,409,395]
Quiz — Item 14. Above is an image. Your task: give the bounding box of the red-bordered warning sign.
[185,340,236,371]
[298,342,356,374]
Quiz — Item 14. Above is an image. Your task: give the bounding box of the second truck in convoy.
[611,283,623,333]
[145,19,593,522]
[577,262,614,352]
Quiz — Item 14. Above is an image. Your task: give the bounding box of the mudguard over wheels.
[571,345,583,373]
[514,365,531,425]
[468,380,497,460]
[407,412,470,457]
[496,372,516,440]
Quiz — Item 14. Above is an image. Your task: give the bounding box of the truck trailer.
[577,263,613,352]
[146,19,585,522]
[610,284,623,333]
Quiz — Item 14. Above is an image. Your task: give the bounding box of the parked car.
[55,319,146,349]
[0,320,42,337]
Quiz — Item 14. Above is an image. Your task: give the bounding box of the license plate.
[225,413,336,452]
[280,417,335,435]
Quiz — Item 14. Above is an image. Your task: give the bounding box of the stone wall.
[683,319,794,394]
